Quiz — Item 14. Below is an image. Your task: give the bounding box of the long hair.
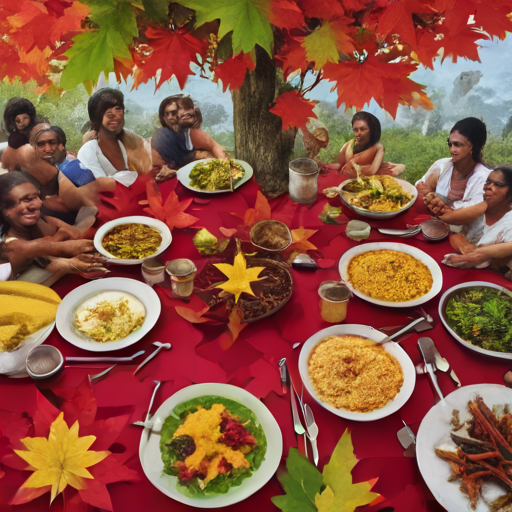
[0,171,41,236]
[450,117,487,163]
[87,88,125,133]
[351,111,381,153]
[158,95,202,129]
[3,97,37,134]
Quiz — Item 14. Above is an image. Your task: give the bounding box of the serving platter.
[139,383,282,508]
[298,324,416,421]
[339,242,443,308]
[177,158,253,194]
[338,177,417,219]
[94,216,172,265]
[416,384,512,512]
[56,277,160,352]
[439,281,512,360]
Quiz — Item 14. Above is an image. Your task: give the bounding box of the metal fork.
[88,365,116,383]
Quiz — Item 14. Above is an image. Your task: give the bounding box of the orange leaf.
[145,180,165,221]
[269,0,305,29]
[175,305,210,323]
[219,307,247,350]
[275,34,310,78]
[269,91,318,131]
[282,226,317,260]
[220,227,237,237]
[163,190,198,231]
[244,190,272,227]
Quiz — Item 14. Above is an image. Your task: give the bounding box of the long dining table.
[0,169,510,512]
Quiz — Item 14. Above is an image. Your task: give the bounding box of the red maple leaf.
[270,0,305,29]
[377,0,422,51]
[133,27,207,90]
[146,179,198,230]
[214,52,255,92]
[275,34,310,78]
[269,90,318,131]
[472,0,512,39]
[0,41,42,83]
[296,0,346,20]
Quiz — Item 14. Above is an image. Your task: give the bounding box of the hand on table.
[442,252,491,269]
[155,165,177,182]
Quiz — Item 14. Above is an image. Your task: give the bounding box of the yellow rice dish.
[308,335,404,412]
[347,250,433,302]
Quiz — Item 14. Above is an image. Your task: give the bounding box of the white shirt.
[0,262,11,281]
[77,139,138,187]
[416,158,491,209]
[465,210,512,245]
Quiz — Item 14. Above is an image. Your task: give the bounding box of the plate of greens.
[439,281,512,360]
[139,383,282,508]
[177,158,253,193]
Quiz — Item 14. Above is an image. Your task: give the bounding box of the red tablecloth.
[1,172,510,512]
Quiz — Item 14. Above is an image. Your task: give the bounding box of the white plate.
[439,281,512,360]
[417,384,512,512]
[56,278,160,352]
[339,242,443,308]
[139,383,282,508]
[298,324,416,421]
[338,177,418,219]
[0,322,55,377]
[94,216,172,265]
[177,159,253,194]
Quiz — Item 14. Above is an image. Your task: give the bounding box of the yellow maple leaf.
[315,429,379,512]
[214,252,265,302]
[14,412,109,503]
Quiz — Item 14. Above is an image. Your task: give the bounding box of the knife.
[432,348,462,387]
[304,404,319,466]
[417,337,444,402]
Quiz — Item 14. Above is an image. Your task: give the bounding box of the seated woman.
[0,172,106,285]
[416,117,491,225]
[2,97,37,150]
[338,112,405,179]
[443,166,512,279]
[151,95,226,181]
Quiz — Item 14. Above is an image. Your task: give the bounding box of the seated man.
[78,88,151,187]
[151,95,226,181]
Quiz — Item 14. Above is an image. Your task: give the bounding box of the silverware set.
[279,358,320,466]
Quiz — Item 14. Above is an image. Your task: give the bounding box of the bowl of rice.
[339,242,443,308]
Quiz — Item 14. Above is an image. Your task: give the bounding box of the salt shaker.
[165,259,197,298]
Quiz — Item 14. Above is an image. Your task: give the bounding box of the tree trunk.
[232,46,296,198]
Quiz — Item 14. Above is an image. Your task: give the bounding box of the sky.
[112,35,512,132]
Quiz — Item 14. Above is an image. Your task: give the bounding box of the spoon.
[133,342,171,376]
[504,365,512,388]
[67,350,145,363]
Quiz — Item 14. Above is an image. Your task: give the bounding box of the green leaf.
[178,0,273,55]
[60,30,115,90]
[271,448,323,512]
[319,204,342,225]
[142,0,170,24]
[315,430,379,512]
[303,23,339,70]
[193,228,228,256]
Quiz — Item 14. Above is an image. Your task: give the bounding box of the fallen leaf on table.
[316,429,380,512]
[272,429,380,512]
[214,252,265,302]
[282,226,318,261]
[146,179,198,231]
[193,228,229,256]
[244,190,272,227]
[271,447,323,512]
[319,204,343,225]
[175,305,211,324]
[13,412,109,504]
[220,227,237,238]
[316,259,335,269]
[219,306,247,350]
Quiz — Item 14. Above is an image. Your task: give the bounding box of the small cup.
[142,257,166,286]
[318,281,350,323]
[26,345,64,380]
[166,259,197,298]
[289,158,319,204]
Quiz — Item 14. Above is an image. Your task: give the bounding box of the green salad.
[160,395,266,497]
[189,159,245,191]
[445,287,512,353]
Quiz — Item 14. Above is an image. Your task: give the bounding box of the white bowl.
[338,177,418,219]
[94,216,172,265]
[298,324,416,421]
[56,277,161,352]
[439,281,512,360]
[339,242,443,308]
